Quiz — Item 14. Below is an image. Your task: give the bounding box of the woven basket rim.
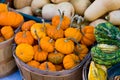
[13,48,91,76]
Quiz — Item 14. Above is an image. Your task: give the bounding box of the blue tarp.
[0,70,22,80]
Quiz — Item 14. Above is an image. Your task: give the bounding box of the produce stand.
[0,0,120,80]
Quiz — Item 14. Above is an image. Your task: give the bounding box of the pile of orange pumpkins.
[14,9,96,71]
[0,3,23,42]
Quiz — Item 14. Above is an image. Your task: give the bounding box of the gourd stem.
[7,2,9,11]
[70,15,79,27]
[49,39,53,43]
[41,19,46,32]
[57,9,64,30]
[35,9,42,15]
[23,31,26,38]
[105,15,109,20]
[34,30,41,51]
[46,62,49,71]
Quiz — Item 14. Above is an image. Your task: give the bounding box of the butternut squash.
[40,2,74,20]
[84,0,120,21]
[106,10,120,25]
[14,0,33,9]
[70,0,91,16]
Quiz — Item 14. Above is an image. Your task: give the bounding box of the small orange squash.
[1,26,14,40]
[55,38,75,54]
[80,26,96,46]
[65,27,82,42]
[15,43,34,62]
[27,60,40,68]
[48,50,64,64]
[74,44,89,60]
[31,23,46,40]
[39,61,56,71]
[21,20,36,31]
[63,54,80,69]
[52,9,70,30]
[55,64,63,71]
[33,45,48,62]
[40,37,55,52]
[0,3,8,13]
[46,23,64,40]
[14,31,34,45]
[0,11,24,28]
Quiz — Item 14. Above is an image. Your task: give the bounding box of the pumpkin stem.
[41,19,46,32]
[70,15,84,28]
[35,9,42,16]
[57,9,64,30]
[23,31,27,38]
[49,38,53,43]
[34,30,41,51]
[45,62,49,71]
[7,2,9,11]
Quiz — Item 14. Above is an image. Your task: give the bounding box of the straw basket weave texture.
[13,47,91,80]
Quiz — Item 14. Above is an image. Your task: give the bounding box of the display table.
[0,70,22,80]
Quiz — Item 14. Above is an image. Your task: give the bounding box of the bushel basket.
[13,45,91,80]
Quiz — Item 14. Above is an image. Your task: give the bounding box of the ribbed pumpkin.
[52,10,70,30]
[0,11,24,28]
[33,45,48,62]
[80,26,96,46]
[55,38,75,54]
[27,60,40,68]
[1,26,14,40]
[63,54,80,69]
[0,3,8,13]
[31,23,46,40]
[39,62,56,71]
[21,20,36,31]
[65,27,82,42]
[46,23,64,40]
[15,43,34,62]
[74,44,89,60]
[14,31,34,45]
[48,50,64,64]
[40,37,55,52]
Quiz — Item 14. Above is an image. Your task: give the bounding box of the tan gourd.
[70,0,91,16]
[84,0,120,21]
[41,2,74,20]
[14,0,33,9]
[51,0,70,3]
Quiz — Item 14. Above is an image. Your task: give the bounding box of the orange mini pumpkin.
[52,10,70,30]
[63,54,80,70]
[0,11,24,28]
[46,24,64,40]
[48,50,64,64]
[14,31,34,45]
[65,27,82,42]
[39,62,56,71]
[27,60,40,68]
[21,20,36,31]
[81,26,96,46]
[0,3,8,13]
[33,45,48,62]
[15,43,34,62]
[55,38,75,54]
[1,26,14,40]
[40,37,55,52]
[74,44,89,60]
[31,23,46,40]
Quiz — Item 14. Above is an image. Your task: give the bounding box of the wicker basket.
[13,46,91,80]
[82,55,92,80]
[0,37,17,77]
